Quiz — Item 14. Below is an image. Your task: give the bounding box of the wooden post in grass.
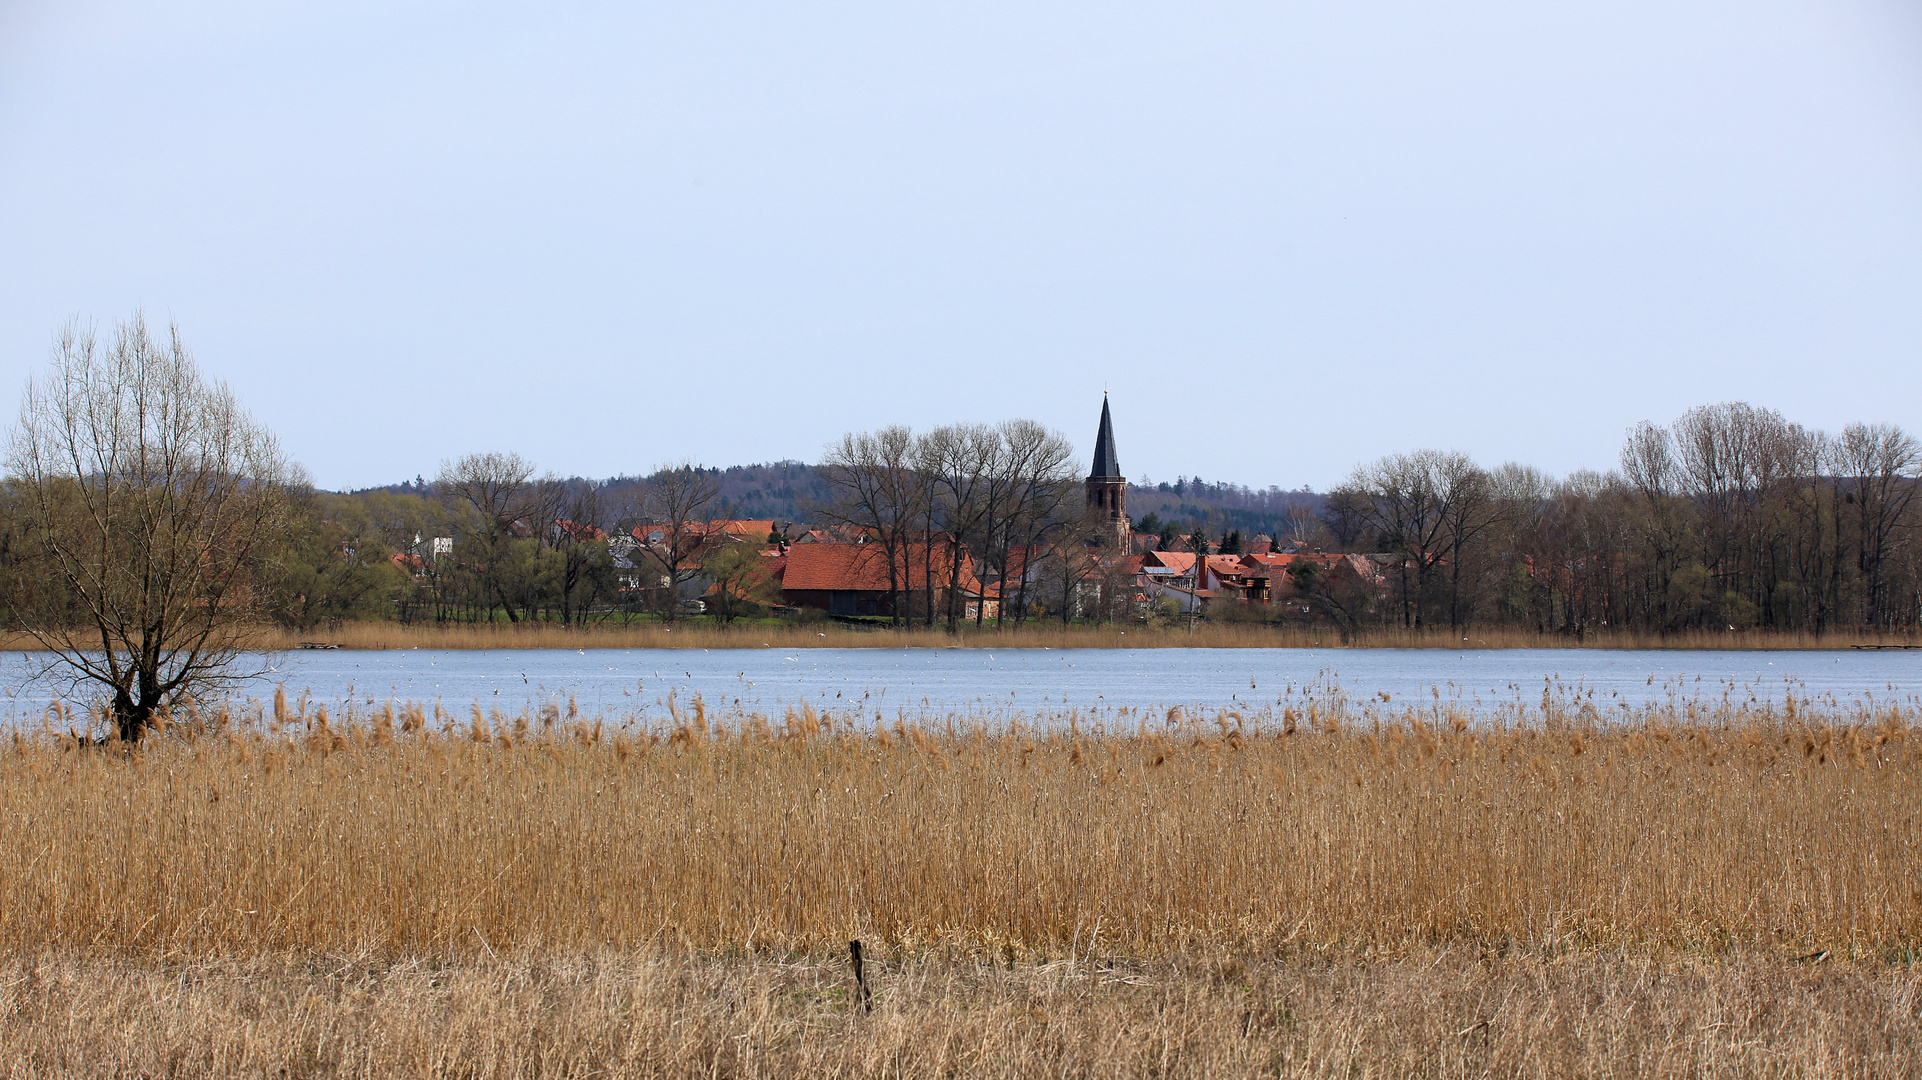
[850,939,872,1012]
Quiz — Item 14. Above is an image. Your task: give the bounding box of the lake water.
[4,647,1916,727]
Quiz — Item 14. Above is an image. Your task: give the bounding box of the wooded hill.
[354,463,1314,540]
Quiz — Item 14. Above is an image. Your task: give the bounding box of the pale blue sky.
[3,1,1920,491]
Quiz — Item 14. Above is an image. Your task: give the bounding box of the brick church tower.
[1085,395,1130,546]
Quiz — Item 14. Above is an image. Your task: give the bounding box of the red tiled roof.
[1146,550,1196,574]
[711,519,777,540]
[634,519,776,544]
[779,541,983,594]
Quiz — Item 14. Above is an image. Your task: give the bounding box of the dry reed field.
[3,693,1920,1076]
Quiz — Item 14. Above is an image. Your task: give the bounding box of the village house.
[775,538,991,618]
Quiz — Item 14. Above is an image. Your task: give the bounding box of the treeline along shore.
[7,318,1921,664]
[168,403,1922,642]
[14,401,1921,646]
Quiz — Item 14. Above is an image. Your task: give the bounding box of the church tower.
[1085,395,1130,545]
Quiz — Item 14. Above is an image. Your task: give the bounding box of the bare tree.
[438,452,537,538]
[1034,515,1123,624]
[1625,403,1815,629]
[1669,402,1805,618]
[1782,430,1844,633]
[1281,501,1325,550]
[1836,423,1921,628]
[1318,487,1372,549]
[986,419,1078,627]
[1619,420,1697,628]
[816,427,923,626]
[1332,450,1507,630]
[1432,454,1505,629]
[554,484,612,626]
[1490,464,1574,632]
[1339,451,1451,627]
[638,462,724,620]
[4,315,294,741]
[917,423,1003,629]
[435,452,564,623]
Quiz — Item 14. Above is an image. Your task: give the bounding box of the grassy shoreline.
[6,621,1914,652]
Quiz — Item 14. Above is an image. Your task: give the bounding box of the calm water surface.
[5,647,1916,723]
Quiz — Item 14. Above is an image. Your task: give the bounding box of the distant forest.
[356,463,1313,540]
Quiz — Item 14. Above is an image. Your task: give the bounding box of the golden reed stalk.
[2,694,1915,960]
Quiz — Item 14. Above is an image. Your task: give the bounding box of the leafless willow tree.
[4,315,296,741]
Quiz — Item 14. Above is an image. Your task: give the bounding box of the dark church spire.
[1084,395,1129,545]
[1089,394,1122,480]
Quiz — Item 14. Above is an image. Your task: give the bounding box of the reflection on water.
[2,647,1917,730]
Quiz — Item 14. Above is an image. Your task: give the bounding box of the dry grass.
[3,695,1917,958]
[5,695,1921,1074]
[2,620,1907,652]
[4,948,1920,1078]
